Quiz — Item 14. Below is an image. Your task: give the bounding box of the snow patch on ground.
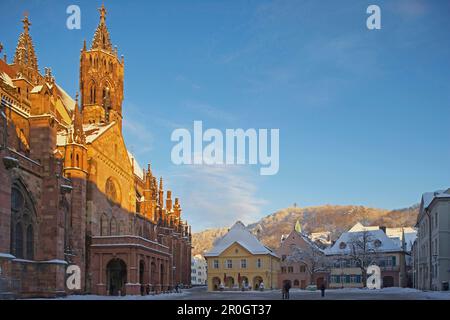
[35,292,189,300]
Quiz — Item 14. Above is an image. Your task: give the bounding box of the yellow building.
[204,221,280,291]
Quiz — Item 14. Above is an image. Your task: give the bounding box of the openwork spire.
[14,15,38,72]
[91,4,113,52]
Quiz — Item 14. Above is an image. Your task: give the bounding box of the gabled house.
[204,221,280,291]
[324,222,408,288]
[276,221,329,289]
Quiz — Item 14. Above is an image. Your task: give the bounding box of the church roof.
[55,84,75,112]
[127,151,144,180]
[56,121,115,147]
[84,121,115,143]
[0,70,15,88]
[0,59,15,87]
[204,221,279,258]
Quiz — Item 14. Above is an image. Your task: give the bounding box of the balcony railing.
[91,235,170,255]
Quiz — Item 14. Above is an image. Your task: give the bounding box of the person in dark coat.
[283,281,292,299]
[320,283,326,297]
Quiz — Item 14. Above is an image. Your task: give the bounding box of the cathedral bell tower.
[63,94,88,292]
[79,4,124,129]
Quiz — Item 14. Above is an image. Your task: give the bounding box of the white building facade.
[324,222,411,288]
[191,254,208,285]
[414,189,450,291]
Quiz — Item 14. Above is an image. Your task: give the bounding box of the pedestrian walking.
[284,281,291,299]
[320,283,326,297]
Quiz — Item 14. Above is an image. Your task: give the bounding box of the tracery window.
[105,177,120,206]
[100,213,109,236]
[110,217,118,236]
[89,82,96,104]
[10,184,36,260]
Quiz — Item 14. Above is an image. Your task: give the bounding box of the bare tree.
[286,240,329,285]
[347,230,379,286]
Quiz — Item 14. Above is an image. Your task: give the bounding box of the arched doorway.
[225,276,234,288]
[301,280,306,289]
[160,263,165,291]
[253,276,263,290]
[240,276,249,288]
[139,260,145,284]
[383,276,394,288]
[212,277,221,291]
[139,260,145,294]
[283,279,292,288]
[150,261,157,290]
[106,258,127,296]
[316,277,325,288]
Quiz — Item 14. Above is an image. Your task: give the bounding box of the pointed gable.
[205,221,278,258]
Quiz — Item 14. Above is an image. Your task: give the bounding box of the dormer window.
[339,242,347,249]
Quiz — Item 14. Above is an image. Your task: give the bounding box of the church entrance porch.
[89,235,172,296]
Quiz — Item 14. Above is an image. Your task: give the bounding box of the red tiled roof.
[0,59,16,79]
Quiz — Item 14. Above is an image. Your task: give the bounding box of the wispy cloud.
[167,163,267,232]
[122,118,154,156]
[183,100,237,123]
[390,0,428,19]
[175,74,202,90]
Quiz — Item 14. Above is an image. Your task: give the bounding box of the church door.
[106,258,127,296]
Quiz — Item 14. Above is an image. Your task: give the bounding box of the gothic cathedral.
[0,5,191,298]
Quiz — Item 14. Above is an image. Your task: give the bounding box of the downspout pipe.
[426,209,433,290]
[0,102,6,150]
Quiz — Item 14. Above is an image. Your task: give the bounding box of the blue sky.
[1,0,449,231]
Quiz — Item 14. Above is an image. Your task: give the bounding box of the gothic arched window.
[105,177,120,206]
[110,217,118,236]
[119,221,126,235]
[14,223,23,258]
[100,213,109,236]
[10,184,36,260]
[89,82,96,104]
[26,225,34,259]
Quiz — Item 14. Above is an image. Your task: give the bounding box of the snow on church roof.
[127,151,144,180]
[84,122,115,143]
[56,130,68,146]
[1,71,16,88]
[204,221,279,258]
[55,84,75,112]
